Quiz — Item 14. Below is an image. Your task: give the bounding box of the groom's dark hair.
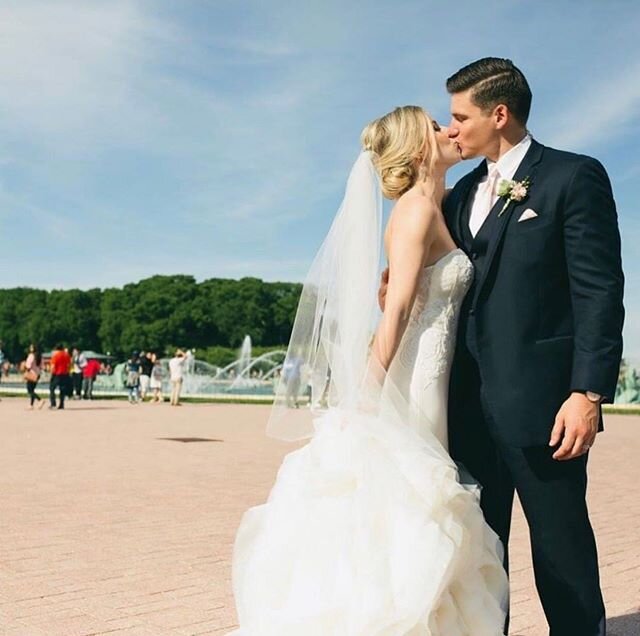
[446,57,532,126]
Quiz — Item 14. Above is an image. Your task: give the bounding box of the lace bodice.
[396,249,472,382]
[388,248,474,446]
[410,249,473,328]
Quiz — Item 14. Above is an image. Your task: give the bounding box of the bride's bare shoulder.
[389,191,438,234]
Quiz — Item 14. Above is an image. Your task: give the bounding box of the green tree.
[0,275,302,361]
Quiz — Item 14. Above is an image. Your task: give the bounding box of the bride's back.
[384,186,456,271]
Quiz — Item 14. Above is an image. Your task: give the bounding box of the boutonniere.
[497,176,531,216]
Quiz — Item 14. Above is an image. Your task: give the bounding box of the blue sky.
[0,0,639,358]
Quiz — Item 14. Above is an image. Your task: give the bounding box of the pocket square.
[518,208,538,222]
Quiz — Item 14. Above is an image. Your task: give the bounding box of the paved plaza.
[0,398,638,635]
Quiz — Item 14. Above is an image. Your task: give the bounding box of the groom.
[443,58,624,635]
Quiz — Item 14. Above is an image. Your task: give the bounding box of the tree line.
[0,276,302,365]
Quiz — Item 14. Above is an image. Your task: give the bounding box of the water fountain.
[238,336,252,375]
[229,336,256,390]
[616,359,640,404]
[156,336,288,397]
[230,350,286,391]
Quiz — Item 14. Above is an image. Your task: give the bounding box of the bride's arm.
[371,199,435,372]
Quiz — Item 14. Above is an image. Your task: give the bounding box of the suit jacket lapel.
[475,139,545,299]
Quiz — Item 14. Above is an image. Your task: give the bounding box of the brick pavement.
[0,399,638,635]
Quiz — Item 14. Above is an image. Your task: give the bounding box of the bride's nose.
[440,125,452,138]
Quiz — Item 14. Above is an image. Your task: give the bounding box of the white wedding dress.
[230,248,508,635]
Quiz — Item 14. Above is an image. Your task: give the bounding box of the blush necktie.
[469,163,500,237]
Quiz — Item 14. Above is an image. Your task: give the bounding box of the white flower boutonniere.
[497,176,531,217]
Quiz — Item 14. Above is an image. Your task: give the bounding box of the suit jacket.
[444,139,625,446]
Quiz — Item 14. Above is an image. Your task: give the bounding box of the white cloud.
[541,60,640,151]
[539,52,640,151]
[0,1,173,150]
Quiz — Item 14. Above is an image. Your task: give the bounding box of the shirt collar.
[487,133,532,180]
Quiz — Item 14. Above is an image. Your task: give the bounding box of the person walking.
[49,344,71,410]
[24,344,44,409]
[139,351,153,401]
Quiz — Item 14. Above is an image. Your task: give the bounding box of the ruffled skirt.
[229,409,508,635]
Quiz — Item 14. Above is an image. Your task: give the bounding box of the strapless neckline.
[425,247,465,271]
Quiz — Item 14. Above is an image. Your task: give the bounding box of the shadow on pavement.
[609,611,640,636]
[54,406,122,411]
[157,437,224,443]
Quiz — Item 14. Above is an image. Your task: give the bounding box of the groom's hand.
[378,268,390,312]
[549,392,599,460]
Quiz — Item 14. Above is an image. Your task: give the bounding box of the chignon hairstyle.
[360,105,438,200]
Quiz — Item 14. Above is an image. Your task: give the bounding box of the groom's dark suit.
[444,140,624,636]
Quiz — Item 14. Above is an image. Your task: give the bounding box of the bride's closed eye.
[432,120,441,132]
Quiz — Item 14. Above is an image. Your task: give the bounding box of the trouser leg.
[449,350,514,633]
[170,379,182,405]
[498,444,605,636]
[27,381,36,405]
[49,377,57,406]
[59,376,66,407]
[72,373,82,397]
[450,352,515,554]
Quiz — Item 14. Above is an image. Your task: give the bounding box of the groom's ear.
[493,103,510,130]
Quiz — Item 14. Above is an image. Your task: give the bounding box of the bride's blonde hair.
[360,105,438,200]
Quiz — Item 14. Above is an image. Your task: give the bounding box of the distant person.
[149,353,164,403]
[49,344,71,410]
[0,340,4,400]
[125,352,141,404]
[78,349,88,371]
[168,349,187,406]
[63,346,74,399]
[282,354,303,408]
[0,340,6,376]
[24,344,44,410]
[139,351,153,401]
[82,357,101,400]
[71,348,83,399]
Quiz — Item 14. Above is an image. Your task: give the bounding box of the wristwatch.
[585,391,603,403]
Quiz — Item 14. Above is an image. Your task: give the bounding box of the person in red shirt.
[49,344,71,410]
[82,358,101,400]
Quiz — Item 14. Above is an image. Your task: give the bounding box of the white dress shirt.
[468,134,532,237]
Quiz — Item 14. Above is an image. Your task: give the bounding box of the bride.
[229,106,509,635]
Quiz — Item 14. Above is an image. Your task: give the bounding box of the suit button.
[471,252,479,260]
[468,308,475,316]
